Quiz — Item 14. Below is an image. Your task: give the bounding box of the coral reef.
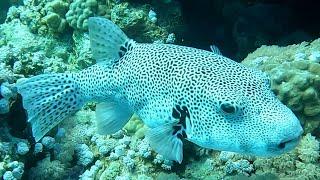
[42,0,69,33]
[6,0,69,35]
[124,114,147,139]
[28,157,66,180]
[0,82,15,115]
[21,109,179,179]
[109,2,170,42]
[0,127,27,180]
[5,0,182,42]
[181,132,320,180]
[242,38,320,134]
[0,19,82,76]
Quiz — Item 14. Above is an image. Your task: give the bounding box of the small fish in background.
[16,17,303,163]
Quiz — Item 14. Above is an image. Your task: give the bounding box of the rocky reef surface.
[0,0,319,180]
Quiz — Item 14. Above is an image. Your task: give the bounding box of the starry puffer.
[16,17,303,163]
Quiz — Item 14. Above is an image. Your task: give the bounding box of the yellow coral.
[124,114,146,139]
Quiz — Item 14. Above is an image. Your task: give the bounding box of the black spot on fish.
[120,45,126,52]
[119,40,134,58]
[181,131,187,138]
[171,105,191,139]
[172,125,180,135]
[177,133,183,139]
[118,52,123,58]
[172,105,189,129]
[181,106,190,119]
[172,107,180,119]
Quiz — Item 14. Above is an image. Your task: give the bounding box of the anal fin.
[96,101,133,135]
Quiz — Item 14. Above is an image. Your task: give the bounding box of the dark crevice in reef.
[177,0,320,60]
[0,0,10,24]
[0,0,24,23]
[7,95,29,139]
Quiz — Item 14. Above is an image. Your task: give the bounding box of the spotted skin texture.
[74,42,303,157]
[17,74,84,141]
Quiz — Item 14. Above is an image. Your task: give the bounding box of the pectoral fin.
[146,123,183,163]
[95,101,133,135]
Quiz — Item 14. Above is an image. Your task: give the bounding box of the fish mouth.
[279,136,301,150]
[267,136,301,156]
[266,125,303,156]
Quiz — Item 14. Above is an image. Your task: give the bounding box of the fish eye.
[220,102,237,114]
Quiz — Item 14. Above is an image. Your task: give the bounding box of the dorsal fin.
[210,44,222,55]
[88,17,132,64]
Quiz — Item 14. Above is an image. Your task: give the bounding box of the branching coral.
[28,157,66,180]
[296,133,319,163]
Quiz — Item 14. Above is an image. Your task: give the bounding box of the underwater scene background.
[0,0,320,179]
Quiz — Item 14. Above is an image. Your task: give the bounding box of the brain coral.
[242,38,320,134]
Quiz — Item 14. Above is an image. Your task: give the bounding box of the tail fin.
[88,17,130,63]
[16,74,85,142]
